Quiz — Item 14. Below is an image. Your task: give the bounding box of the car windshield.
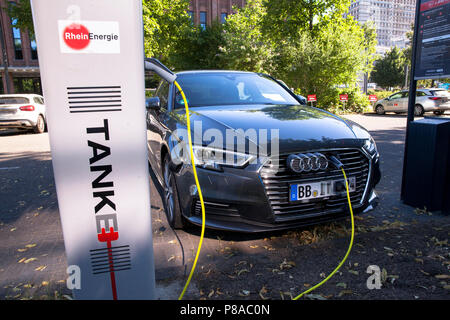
[174,73,299,108]
[0,97,30,105]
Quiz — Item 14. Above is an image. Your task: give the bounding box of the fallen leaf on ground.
[239,290,250,297]
[23,258,37,264]
[35,266,47,271]
[259,286,269,300]
[435,275,450,280]
[338,290,353,297]
[305,294,327,300]
[237,269,249,276]
[280,259,296,270]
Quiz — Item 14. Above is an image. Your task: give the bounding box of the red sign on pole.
[369,95,378,102]
[307,95,317,102]
[339,94,348,102]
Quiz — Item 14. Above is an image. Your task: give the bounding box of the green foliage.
[218,0,273,73]
[4,0,34,35]
[169,21,226,71]
[262,0,351,37]
[313,87,370,114]
[371,47,406,89]
[142,0,191,63]
[272,16,375,110]
[367,90,394,101]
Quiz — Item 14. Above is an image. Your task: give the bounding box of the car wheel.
[375,105,385,115]
[33,115,45,134]
[433,110,444,116]
[414,104,424,117]
[162,154,185,229]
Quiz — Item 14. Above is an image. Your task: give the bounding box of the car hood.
[173,104,367,155]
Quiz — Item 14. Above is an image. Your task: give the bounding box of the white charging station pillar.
[31,0,155,299]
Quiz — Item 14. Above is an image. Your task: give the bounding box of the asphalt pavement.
[0,114,449,300]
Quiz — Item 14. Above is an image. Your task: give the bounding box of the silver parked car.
[0,94,46,133]
[374,89,450,116]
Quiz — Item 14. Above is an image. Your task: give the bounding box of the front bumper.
[175,148,381,233]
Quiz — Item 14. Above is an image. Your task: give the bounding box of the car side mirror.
[297,95,307,105]
[146,97,160,110]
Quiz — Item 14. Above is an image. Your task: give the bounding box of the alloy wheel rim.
[376,106,383,114]
[39,118,44,131]
[164,162,174,222]
[414,106,422,116]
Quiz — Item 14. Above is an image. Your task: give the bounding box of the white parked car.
[373,89,450,116]
[0,94,46,133]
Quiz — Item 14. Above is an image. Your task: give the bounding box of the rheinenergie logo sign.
[58,20,120,54]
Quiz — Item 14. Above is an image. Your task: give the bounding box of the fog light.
[190,184,198,196]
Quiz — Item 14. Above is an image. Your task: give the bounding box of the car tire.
[33,115,45,134]
[433,110,444,116]
[375,105,385,115]
[414,104,424,117]
[162,154,185,229]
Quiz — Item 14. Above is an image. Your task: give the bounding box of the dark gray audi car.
[146,71,381,232]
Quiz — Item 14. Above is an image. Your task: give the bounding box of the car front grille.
[260,149,370,222]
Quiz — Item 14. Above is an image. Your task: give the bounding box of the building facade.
[348,0,416,54]
[0,0,40,95]
[188,0,245,27]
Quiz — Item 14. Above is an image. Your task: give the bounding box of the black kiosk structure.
[402,0,450,214]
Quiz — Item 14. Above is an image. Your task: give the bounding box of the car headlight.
[363,137,378,157]
[191,146,255,170]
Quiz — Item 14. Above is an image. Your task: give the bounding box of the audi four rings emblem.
[287,153,329,173]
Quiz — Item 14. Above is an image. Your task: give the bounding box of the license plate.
[290,177,356,202]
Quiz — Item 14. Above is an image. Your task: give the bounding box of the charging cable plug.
[329,155,344,169]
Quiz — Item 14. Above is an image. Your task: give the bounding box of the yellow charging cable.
[174,81,206,300]
[293,167,355,300]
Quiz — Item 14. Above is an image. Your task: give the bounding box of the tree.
[262,0,351,38]
[169,21,226,70]
[4,0,34,35]
[270,15,375,108]
[361,21,379,78]
[142,0,191,63]
[218,0,273,73]
[371,47,406,89]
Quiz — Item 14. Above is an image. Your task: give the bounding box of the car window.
[402,92,409,98]
[389,92,403,100]
[416,91,427,97]
[0,97,30,104]
[33,97,43,104]
[431,90,450,97]
[155,81,169,110]
[173,73,299,109]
